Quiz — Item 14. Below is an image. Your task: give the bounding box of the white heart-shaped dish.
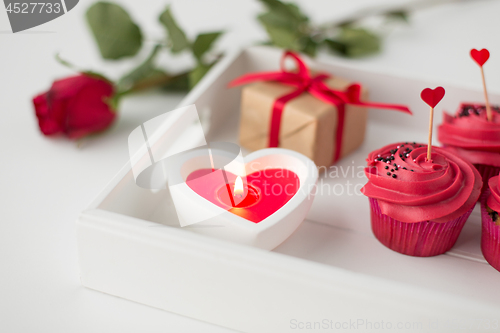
[168,148,318,250]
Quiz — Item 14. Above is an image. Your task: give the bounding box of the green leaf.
[257,0,313,54]
[257,0,309,34]
[258,11,296,31]
[259,0,308,24]
[55,53,79,70]
[284,3,309,23]
[331,27,381,58]
[159,6,189,53]
[118,44,162,90]
[300,37,317,57]
[189,63,213,89]
[258,16,302,51]
[192,31,223,62]
[82,71,114,84]
[324,39,348,56]
[337,20,355,28]
[106,93,120,113]
[385,10,409,23]
[86,2,143,60]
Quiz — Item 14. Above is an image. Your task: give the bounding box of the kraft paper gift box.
[238,76,369,169]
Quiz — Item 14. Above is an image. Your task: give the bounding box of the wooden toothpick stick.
[420,87,445,162]
[427,106,434,161]
[480,66,493,122]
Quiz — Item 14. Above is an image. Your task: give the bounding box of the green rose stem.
[117,71,190,97]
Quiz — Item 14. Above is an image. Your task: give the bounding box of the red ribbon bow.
[229,51,412,163]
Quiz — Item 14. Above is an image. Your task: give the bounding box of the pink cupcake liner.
[369,198,473,257]
[480,191,500,272]
[474,164,500,201]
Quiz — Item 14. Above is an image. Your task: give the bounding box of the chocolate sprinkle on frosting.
[457,104,500,118]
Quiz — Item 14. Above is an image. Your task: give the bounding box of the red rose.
[33,74,116,139]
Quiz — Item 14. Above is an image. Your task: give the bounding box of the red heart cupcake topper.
[470,48,490,67]
[420,87,445,108]
[421,87,445,162]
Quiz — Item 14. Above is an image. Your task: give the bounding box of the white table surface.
[2,0,500,332]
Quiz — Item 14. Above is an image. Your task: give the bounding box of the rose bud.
[33,74,117,139]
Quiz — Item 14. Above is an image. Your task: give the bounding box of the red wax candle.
[186,168,300,223]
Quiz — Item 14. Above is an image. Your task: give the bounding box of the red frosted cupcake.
[480,174,500,272]
[362,142,482,257]
[438,103,500,197]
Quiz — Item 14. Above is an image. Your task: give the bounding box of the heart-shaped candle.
[168,148,318,249]
[186,168,300,223]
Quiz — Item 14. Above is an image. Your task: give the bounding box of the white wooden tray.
[77,46,500,333]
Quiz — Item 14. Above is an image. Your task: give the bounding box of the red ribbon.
[229,51,412,163]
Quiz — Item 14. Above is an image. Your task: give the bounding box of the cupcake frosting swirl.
[439,104,500,166]
[487,175,500,212]
[362,142,482,223]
